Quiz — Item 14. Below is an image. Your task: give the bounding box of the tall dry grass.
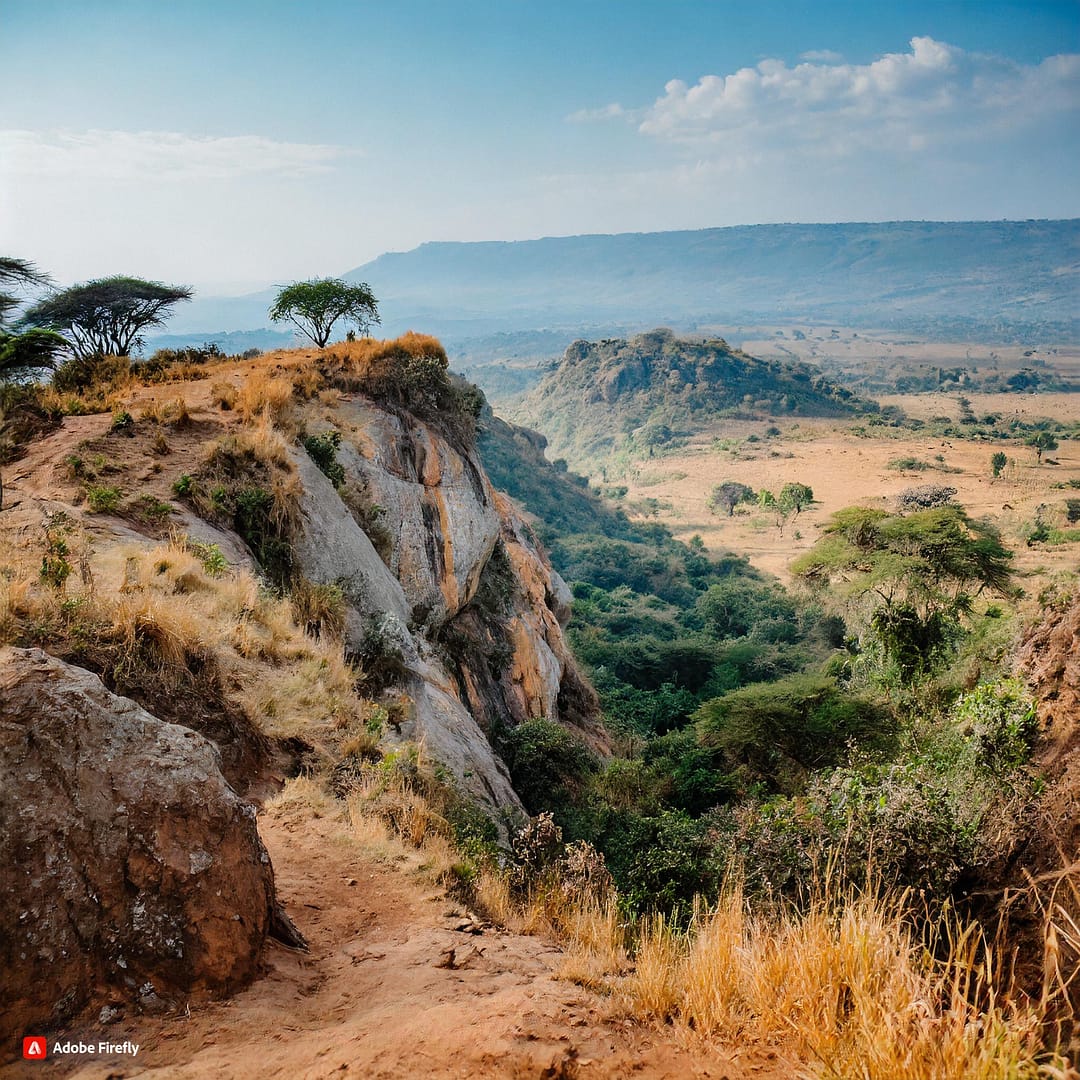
[1,530,364,751]
[611,881,1073,1079]
[234,370,296,425]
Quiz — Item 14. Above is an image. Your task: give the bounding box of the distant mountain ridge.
[164,220,1079,343]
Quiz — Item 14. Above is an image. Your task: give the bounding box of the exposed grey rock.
[331,402,500,627]
[289,449,411,625]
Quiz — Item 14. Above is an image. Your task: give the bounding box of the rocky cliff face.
[0,341,604,1033]
[290,392,605,815]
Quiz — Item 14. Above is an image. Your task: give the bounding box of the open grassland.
[729,324,1080,392]
[612,391,1080,584]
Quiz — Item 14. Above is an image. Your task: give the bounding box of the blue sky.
[2,1,1077,293]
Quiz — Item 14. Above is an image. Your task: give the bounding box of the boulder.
[0,648,277,1037]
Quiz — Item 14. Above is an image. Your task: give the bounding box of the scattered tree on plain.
[706,481,754,517]
[990,451,1008,478]
[1025,431,1058,464]
[756,482,813,534]
[779,482,813,515]
[268,278,379,348]
[20,276,193,360]
[792,504,1015,681]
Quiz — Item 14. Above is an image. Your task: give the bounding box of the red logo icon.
[23,1037,47,1060]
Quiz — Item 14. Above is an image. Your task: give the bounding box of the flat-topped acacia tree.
[20,276,192,360]
[268,278,379,348]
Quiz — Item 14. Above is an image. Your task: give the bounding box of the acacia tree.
[1026,431,1058,464]
[792,504,1015,681]
[268,278,379,348]
[707,481,754,517]
[757,482,813,535]
[0,257,65,381]
[20,276,193,359]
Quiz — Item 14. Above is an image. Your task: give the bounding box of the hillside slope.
[509,328,874,467]
[0,336,607,1039]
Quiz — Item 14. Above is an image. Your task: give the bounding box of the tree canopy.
[707,481,754,517]
[0,257,65,381]
[1025,431,1058,463]
[792,504,1015,679]
[268,278,379,348]
[20,276,193,360]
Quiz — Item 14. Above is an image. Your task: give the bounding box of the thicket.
[478,412,1046,932]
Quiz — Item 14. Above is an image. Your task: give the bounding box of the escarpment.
[289,390,606,812]
[0,339,605,1036]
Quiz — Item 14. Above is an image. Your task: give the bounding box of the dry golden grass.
[604,883,1071,1079]
[210,380,239,410]
[2,527,365,749]
[265,775,338,820]
[235,370,296,425]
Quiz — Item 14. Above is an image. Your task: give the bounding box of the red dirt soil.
[3,807,794,1080]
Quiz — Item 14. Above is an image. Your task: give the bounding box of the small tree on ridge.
[269,278,379,348]
[20,276,192,360]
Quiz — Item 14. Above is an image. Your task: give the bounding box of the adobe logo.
[22,1036,47,1060]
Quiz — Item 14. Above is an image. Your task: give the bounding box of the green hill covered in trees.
[510,328,876,467]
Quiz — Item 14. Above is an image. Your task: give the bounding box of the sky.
[1,0,1078,294]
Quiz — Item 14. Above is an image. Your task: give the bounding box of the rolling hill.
[508,328,875,467]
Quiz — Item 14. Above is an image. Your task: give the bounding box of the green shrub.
[954,678,1038,774]
[110,409,134,434]
[85,485,122,513]
[184,538,227,576]
[500,717,598,817]
[129,494,173,524]
[40,530,72,589]
[303,429,345,488]
[695,673,895,793]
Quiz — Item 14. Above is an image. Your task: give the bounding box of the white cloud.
[800,49,844,63]
[589,38,1078,158]
[566,102,628,123]
[0,129,352,181]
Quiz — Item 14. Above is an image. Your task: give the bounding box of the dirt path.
[7,808,792,1080]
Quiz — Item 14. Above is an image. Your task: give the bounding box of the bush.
[85,485,122,513]
[303,429,345,488]
[896,484,956,511]
[500,717,598,817]
[953,678,1038,774]
[52,354,131,394]
[695,673,895,793]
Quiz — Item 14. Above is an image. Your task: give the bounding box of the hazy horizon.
[2,1,1077,293]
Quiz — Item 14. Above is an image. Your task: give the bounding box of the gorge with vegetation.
[1,234,1078,1078]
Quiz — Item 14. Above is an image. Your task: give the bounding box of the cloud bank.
[577,37,1079,158]
[0,130,351,181]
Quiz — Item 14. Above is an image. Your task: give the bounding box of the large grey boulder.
[0,648,278,1038]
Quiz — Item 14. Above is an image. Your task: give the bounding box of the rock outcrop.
[288,397,605,819]
[0,648,278,1039]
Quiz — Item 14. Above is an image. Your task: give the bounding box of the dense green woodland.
[479,406,1038,916]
